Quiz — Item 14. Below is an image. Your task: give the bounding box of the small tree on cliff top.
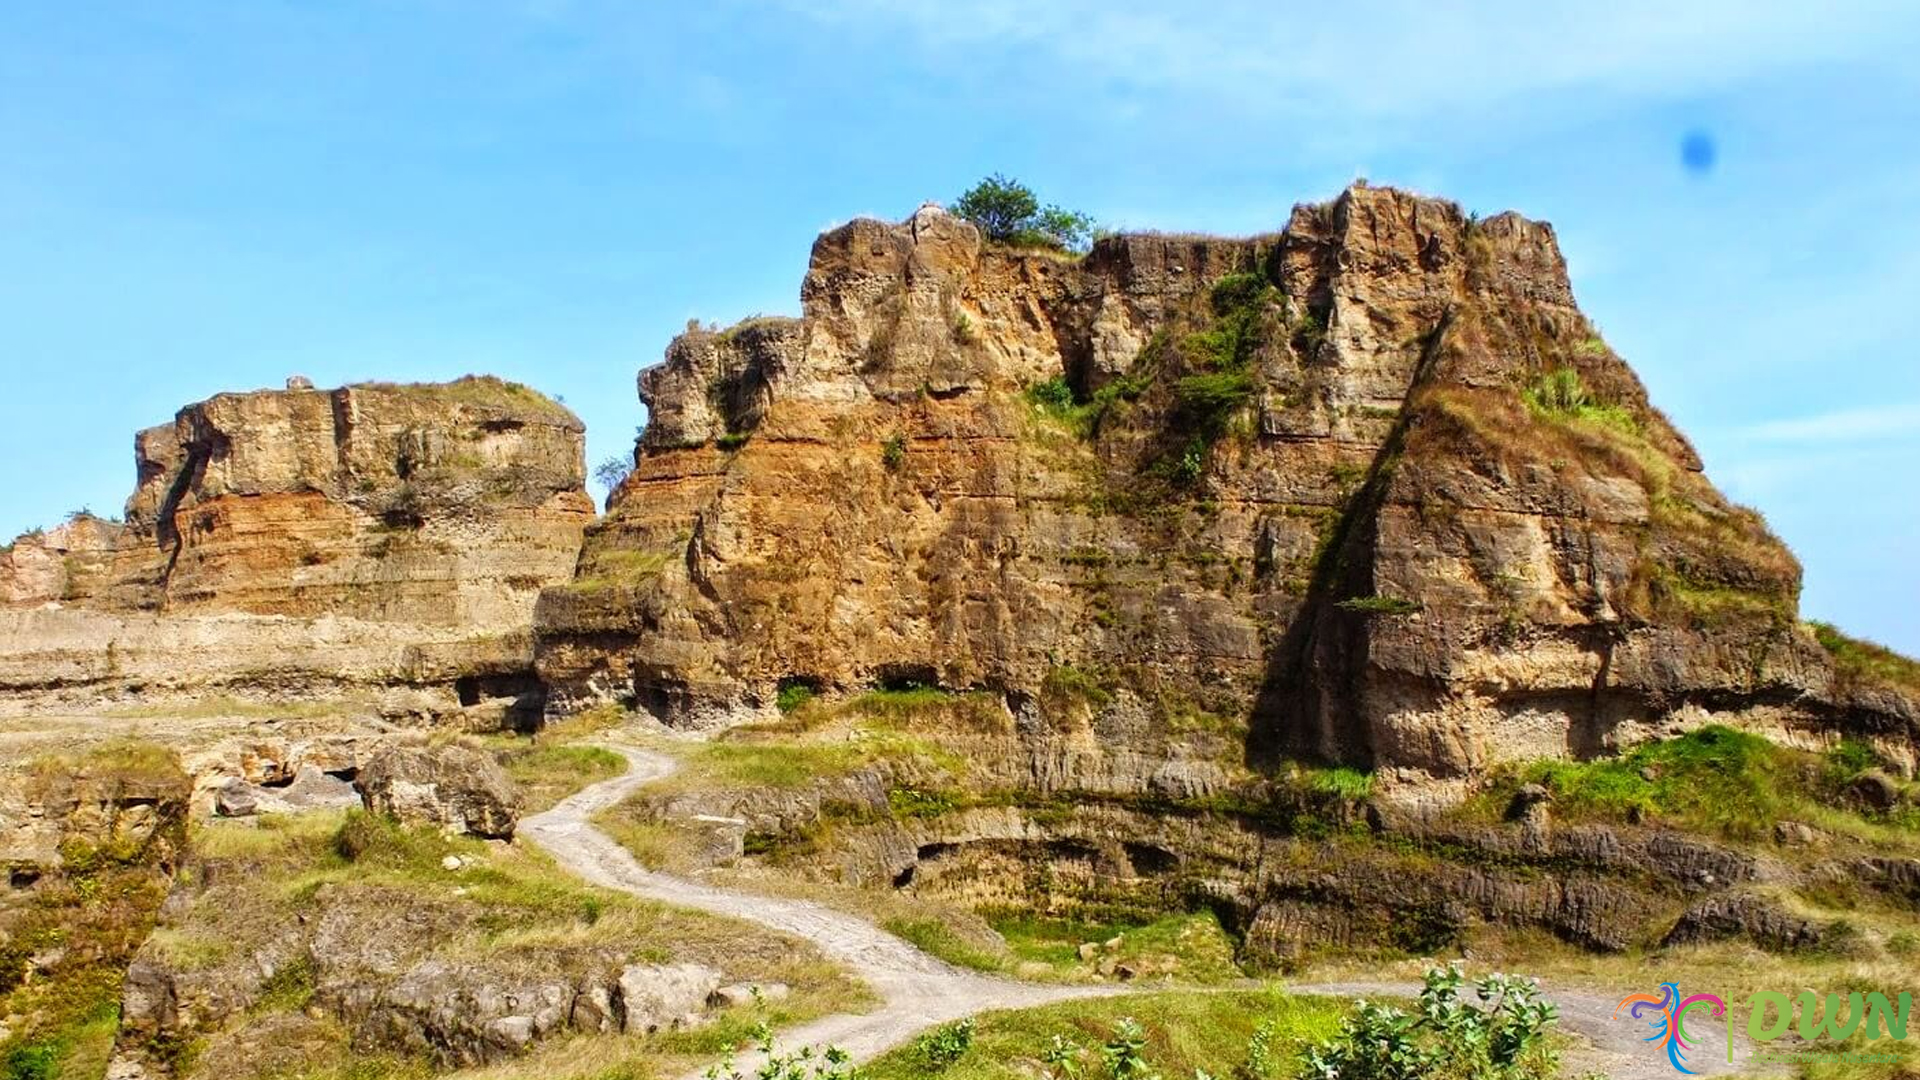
[593,454,632,508]
[953,174,1095,252]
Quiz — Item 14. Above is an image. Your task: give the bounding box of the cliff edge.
[535,185,1917,785]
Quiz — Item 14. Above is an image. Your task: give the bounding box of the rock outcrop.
[535,186,1918,783]
[1,376,594,725]
[355,744,522,839]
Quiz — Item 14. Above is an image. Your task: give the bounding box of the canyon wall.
[0,376,593,722]
[535,186,1917,784]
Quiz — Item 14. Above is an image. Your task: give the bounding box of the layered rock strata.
[1,377,594,725]
[536,186,1918,782]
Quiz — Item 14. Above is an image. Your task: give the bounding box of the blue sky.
[3,1,1917,652]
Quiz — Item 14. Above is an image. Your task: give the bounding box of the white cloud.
[1735,402,1920,444]
[773,0,1919,119]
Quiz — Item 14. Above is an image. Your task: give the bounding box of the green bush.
[776,682,817,714]
[1522,367,1637,433]
[3,1042,60,1080]
[1302,965,1561,1080]
[1174,372,1255,420]
[882,433,907,471]
[913,1017,975,1071]
[1207,271,1272,316]
[1027,376,1076,411]
[953,174,1095,252]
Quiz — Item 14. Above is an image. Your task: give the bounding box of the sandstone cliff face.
[2,377,593,721]
[536,186,1917,783]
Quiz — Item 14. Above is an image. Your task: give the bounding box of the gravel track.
[523,743,1778,1079]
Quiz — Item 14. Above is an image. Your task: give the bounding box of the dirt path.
[519,743,1120,1077]
[522,743,1779,1080]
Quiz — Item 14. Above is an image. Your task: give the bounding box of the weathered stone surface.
[614,962,723,1035]
[1662,891,1825,952]
[1,377,592,724]
[356,744,522,838]
[0,512,121,606]
[535,186,1918,784]
[214,765,359,818]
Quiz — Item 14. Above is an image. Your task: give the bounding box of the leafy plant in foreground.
[1302,965,1561,1080]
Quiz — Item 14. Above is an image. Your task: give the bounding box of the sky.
[2,1,1917,652]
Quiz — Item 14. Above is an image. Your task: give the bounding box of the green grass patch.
[989,909,1246,984]
[1521,367,1639,434]
[861,989,1347,1080]
[1335,595,1421,616]
[1472,725,1916,844]
[881,918,1009,973]
[496,742,626,812]
[1811,621,1920,696]
[564,547,677,593]
[1040,665,1113,709]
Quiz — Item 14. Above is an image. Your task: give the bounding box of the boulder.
[356,745,521,839]
[1844,770,1901,813]
[708,982,788,1010]
[614,962,722,1034]
[1663,892,1824,952]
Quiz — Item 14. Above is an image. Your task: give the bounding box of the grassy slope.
[143,805,868,1080]
[1466,725,1920,843]
[0,742,187,1080]
[862,990,1346,1080]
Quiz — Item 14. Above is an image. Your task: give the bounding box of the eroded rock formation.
[535,185,1918,783]
[1,377,594,723]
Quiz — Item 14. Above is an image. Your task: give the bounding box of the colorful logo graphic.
[1614,982,1728,1075]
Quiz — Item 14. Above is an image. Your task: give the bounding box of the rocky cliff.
[1,376,593,723]
[536,185,1917,785]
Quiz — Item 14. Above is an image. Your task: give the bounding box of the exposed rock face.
[536,186,1918,782]
[1,377,593,724]
[355,745,522,838]
[0,747,189,1062]
[0,513,121,606]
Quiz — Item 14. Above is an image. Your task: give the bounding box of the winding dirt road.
[519,744,1120,1076]
[522,743,1778,1080]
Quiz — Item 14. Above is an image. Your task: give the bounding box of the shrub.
[704,1024,857,1080]
[1028,376,1076,411]
[592,454,632,497]
[3,1042,60,1080]
[1302,965,1562,1080]
[914,1017,975,1070]
[1522,367,1637,433]
[953,174,1095,252]
[716,431,751,451]
[1336,595,1421,615]
[776,682,817,714]
[882,433,907,471]
[1174,372,1255,420]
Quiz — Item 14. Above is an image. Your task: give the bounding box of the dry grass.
[493,741,627,812]
[100,694,371,722]
[357,374,581,427]
[1811,622,1920,697]
[141,809,869,1079]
